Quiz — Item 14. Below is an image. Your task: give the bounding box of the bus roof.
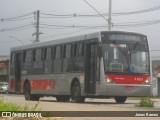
[10,31,146,51]
[11,31,100,51]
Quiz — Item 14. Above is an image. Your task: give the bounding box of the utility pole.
[108,0,112,30]
[33,10,42,42]
[36,10,40,42]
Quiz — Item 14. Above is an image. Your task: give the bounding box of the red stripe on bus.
[9,79,54,90]
[107,74,149,84]
[30,80,54,90]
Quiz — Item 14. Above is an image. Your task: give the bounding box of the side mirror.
[97,44,103,58]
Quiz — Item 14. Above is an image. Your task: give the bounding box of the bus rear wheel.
[114,96,127,103]
[24,82,40,101]
[71,81,85,103]
[56,95,70,102]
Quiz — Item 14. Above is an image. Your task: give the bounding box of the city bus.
[9,31,152,103]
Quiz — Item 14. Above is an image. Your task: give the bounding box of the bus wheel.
[24,82,40,101]
[71,81,85,103]
[114,96,127,104]
[56,95,70,102]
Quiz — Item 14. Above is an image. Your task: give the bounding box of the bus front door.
[85,42,97,94]
[15,53,22,93]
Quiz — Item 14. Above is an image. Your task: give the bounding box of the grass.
[135,97,154,107]
[0,100,21,111]
[0,100,40,111]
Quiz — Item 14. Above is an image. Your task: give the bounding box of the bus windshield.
[103,42,149,74]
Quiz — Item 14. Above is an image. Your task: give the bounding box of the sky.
[0,0,160,59]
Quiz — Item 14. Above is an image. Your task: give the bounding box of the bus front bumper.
[101,84,152,97]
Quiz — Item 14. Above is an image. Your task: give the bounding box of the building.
[0,56,9,82]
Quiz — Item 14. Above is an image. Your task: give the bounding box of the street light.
[9,36,24,45]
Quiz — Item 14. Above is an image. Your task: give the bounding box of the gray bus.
[9,31,151,103]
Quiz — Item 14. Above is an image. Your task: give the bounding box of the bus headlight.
[105,76,115,84]
[144,78,150,84]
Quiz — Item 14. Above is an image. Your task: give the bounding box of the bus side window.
[33,48,43,68]
[55,46,61,59]
[63,44,72,72]
[44,47,52,74]
[53,45,62,73]
[73,42,84,71]
[22,50,32,69]
[64,44,71,58]
[23,50,32,62]
[44,47,52,60]
[35,49,42,61]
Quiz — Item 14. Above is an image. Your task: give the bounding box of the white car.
[0,82,8,94]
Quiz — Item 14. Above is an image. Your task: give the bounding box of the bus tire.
[114,96,127,103]
[71,80,85,103]
[24,82,40,101]
[56,95,70,102]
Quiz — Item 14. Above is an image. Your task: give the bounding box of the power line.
[0,17,33,22]
[40,5,160,18]
[5,27,33,32]
[41,13,74,18]
[0,5,160,41]
[39,18,160,29]
[0,12,34,22]
[114,19,160,28]
[1,18,160,33]
[40,23,107,30]
[41,23,106,28]
[0,4,160,23]
[0,5,160,32]
[113,5,160,16]
[9,36,24,45]
[0,24,33,32]
[0,4,159,22]
[83,0,108,22]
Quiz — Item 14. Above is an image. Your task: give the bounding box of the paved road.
[0,94,160,120]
